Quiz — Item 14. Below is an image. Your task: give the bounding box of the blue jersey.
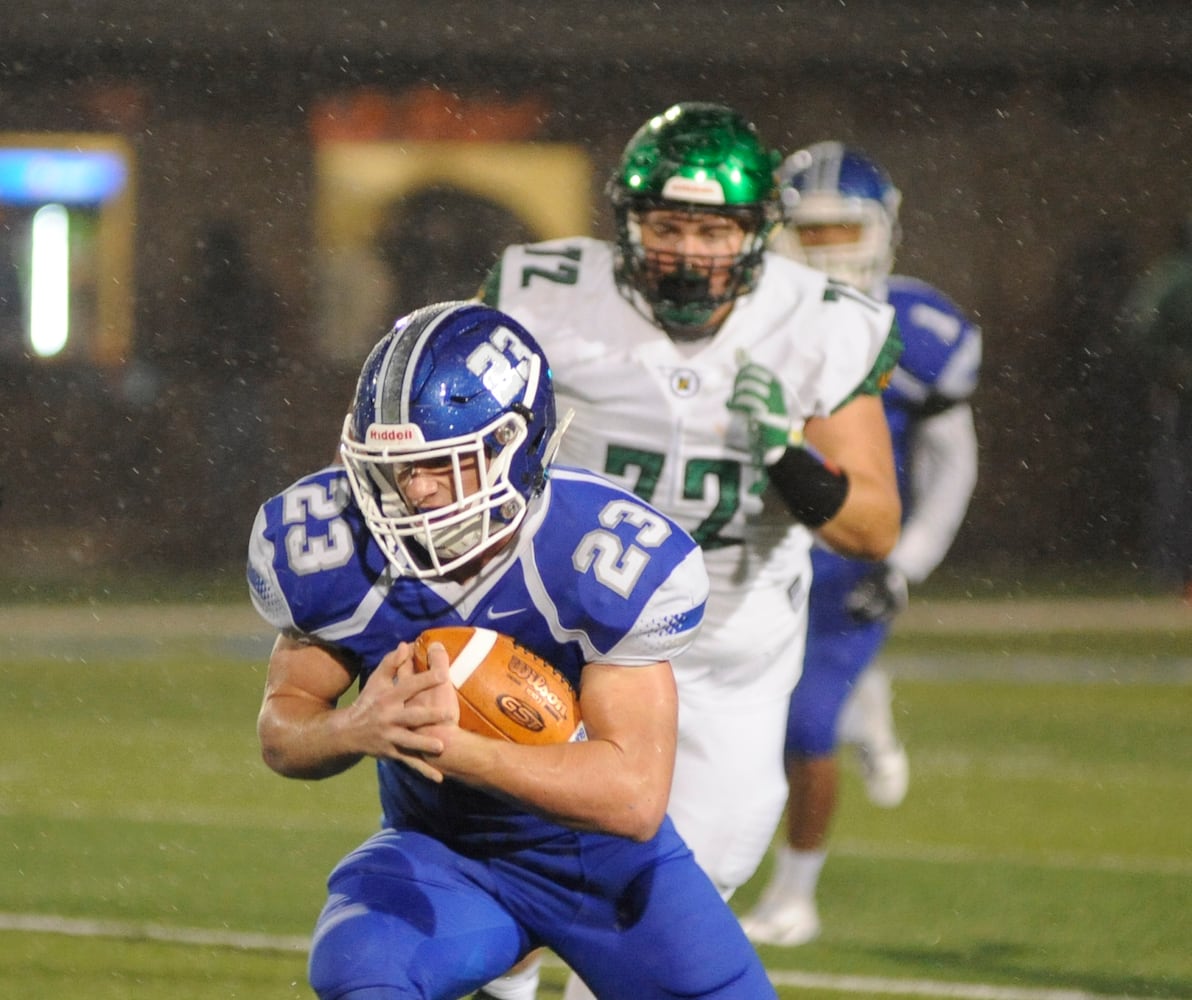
[248,462,708,852]
[882,275,982,498]
[790,276,981,758]
[813,275,980,596]
[251,463,778,999]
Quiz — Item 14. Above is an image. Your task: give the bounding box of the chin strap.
[542,407,575,469]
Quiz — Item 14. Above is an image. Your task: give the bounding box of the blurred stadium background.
[2,1,1191,598]
[2,7,1191,997]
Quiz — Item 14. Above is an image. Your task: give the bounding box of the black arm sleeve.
[768,446,850,528]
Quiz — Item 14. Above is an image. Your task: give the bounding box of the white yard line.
[0,912,1161,1000]
[0,911,309,951]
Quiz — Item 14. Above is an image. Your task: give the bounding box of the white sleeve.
[246,505,297,632]
[604,546,710,667]
[887,402,978,584]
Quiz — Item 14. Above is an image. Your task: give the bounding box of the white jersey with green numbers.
[485,236,897,698]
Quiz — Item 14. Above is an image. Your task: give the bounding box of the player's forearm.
[257,695,366,780]
[891,404,977,581]
[815,473,901,559]
[435,734,672,841]
[785,394,899,557]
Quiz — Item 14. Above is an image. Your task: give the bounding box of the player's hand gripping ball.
[412,626,585,745]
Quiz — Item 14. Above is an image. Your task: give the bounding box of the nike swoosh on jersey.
[486,607,526,620]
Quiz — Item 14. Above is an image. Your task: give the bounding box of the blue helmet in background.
[775,141,902,293]
[341,301,558,578]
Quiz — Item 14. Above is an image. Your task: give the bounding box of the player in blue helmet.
[740,142,982,946]
[248,301,776,999]
[339,301,556,579]
[771,140,902,293]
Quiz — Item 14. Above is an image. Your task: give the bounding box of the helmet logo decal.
[467,324,534,407]
[366,424,422,444]
[669,368,701,397]
[661,175,726,205]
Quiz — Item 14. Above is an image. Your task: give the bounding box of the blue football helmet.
[775,141,902,293]
[340,301,559,578]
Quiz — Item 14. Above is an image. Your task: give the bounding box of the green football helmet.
[609,102,781,337]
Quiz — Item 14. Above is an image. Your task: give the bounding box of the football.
[411,626,585,745]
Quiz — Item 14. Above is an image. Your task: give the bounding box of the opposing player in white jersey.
[740,142,982,946]
[478,104,902,1000]
[247,301,777,1000]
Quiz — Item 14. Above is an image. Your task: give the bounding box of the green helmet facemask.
[609,102,781,339]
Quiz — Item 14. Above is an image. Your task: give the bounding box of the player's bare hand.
[404,640,475,766]
[351,642,455,779]
[403,641,460,719]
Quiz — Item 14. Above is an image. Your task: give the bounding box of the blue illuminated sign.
[0,148,128,204]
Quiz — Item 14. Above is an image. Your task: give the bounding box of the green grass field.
[1,625,1189,999]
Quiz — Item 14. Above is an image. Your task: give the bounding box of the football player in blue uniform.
[740,143,982,946]
[247,301,777,999]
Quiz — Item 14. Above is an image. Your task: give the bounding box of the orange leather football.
[412,626,585,745]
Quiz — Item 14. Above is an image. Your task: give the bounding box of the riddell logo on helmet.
[367,425,419,443]
[661,176,726,205]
